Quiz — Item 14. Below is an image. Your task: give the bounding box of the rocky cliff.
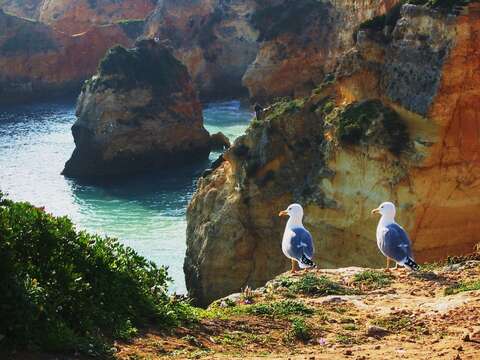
[185,2,480,306]
[144,0,259,100]
[62,39,211,178]
[0,9,139,104]
[0,0,43,19]
[38,0,156,35]
[242,0,401,103]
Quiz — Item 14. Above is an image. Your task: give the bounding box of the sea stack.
[63,39,211,178]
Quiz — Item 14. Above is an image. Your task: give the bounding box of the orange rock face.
[144,0,258,100]
[0,9,135,103]
[410,3,480,261]
[39,0,156,35]
[242,0,402,102]
[185,3,480,306]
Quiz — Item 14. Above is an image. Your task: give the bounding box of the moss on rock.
[91,39,187,96]
[336,100,409,155]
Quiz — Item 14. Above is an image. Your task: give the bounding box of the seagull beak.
[279,210,289,217]
[371,208,380,215]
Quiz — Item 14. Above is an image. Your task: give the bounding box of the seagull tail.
[299,254,316,269]
[403,257,420,271]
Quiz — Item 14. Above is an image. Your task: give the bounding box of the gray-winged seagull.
[371,201,419,271]
[279,203,316,272]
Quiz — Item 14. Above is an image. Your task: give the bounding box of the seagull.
[279,204,316,272]
[371,202,420,271]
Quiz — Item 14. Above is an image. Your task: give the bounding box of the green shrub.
[92,40,187,96]
[353,270,393,289]
[288,274,357,296]
[336,100,409,155]
[0,193,195,355]
[246,300,314,318]
[288,317,312,342]
[444,280,480,295]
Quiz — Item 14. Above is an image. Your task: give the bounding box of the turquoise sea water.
[0,99,252,293]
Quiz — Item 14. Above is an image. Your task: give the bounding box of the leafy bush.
[246,300,314,318]
[353,270,393,289]
[287,317,312,342]
[288,274,357,296]
[444,280,480,295]
[0,193,195,355]
[91,40,187,96]
[336,100,409,155]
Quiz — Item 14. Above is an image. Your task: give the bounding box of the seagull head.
[371,201,396,218]
[279,203,303,220]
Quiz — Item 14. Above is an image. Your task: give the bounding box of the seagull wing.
[380,223,413,263]
[289,227,315,268]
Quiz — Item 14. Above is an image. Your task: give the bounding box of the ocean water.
[0,99,252,293]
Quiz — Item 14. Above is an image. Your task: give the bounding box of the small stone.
[366,325,390,338]
[374,345,381,350]
[462,334,470,342]
[344,349,353,356]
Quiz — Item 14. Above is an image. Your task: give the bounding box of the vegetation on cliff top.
[335,100,409,155]
[87,40,187,96]
[0,193,196,356]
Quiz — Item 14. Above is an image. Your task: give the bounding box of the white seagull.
[279,203,315,272]
[371,202,419,271]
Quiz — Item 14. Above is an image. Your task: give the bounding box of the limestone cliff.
[0,9,138,104]
[185,2,480,306]
[144,0,259,100]
[242,0,401,103]
[62,39,211,178]
[0,0,43,19]
[39,0,156,35]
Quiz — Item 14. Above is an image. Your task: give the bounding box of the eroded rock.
[144,0,259,100]
[63,39,211,178]
[185,3,480,306]
[0,9,139,103]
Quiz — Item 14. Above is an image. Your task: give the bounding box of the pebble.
[366,325,390,338]
[344,349,353,356]
[374,345,381,350]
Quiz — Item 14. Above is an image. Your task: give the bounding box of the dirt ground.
[115,261,480,360]
[3,261,479,360]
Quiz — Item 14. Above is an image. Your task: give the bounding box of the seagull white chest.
[282,227,296,259]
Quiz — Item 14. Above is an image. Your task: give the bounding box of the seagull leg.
[291,259,297,273]
[385,257,391,272]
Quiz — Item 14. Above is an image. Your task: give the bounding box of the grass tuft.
[287,317,312,342]
[353,270,393,289]
[288,273,358,296]
[246,300,314,318]
[444,280,480,296]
